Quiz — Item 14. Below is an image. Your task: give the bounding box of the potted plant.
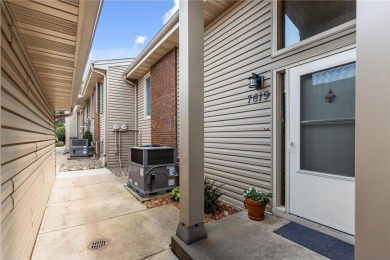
[242,187,272,221]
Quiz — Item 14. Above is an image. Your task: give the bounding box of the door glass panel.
[300,62,355,177]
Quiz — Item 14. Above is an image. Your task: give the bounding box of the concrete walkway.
[34,148,330,259]
[32,149,179,260]
[172,212,328,260]
[55,146,68,173]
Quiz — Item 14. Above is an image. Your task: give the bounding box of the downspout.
[123,74,139,146]
[93,68,107,165]
[114,131,117,154]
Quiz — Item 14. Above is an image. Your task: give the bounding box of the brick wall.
[150,48,177,147]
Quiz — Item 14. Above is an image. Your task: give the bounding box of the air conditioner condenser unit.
[70,139,93,157]
[127,146,179,197]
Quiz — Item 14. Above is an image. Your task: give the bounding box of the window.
[275,0,356,50]
[145,76,151,118]
[300,62,356,177]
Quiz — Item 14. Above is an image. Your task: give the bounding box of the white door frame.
[289,49,356,235]
[272,47,356,234]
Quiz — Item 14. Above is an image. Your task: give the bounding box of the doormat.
[274,222,354,260]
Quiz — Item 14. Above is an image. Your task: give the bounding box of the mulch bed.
[59,158,103,172]
[144,194,180,209]
[144,194,240,224]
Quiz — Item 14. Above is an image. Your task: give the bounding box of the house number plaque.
[248,91,271,104]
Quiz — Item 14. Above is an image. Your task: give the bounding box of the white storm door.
[289,49,356,235]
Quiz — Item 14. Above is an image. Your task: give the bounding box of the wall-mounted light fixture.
[248,73,264,89]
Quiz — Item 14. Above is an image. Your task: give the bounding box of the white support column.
[355,1,390,259]
[176,0,207,244]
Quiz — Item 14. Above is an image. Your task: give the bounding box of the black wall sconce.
[248,73,264,89]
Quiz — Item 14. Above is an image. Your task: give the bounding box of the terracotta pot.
[245,198,266,221]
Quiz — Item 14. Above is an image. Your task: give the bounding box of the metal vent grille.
[148,149,175,165]
[14,13,77,36]
[36,66,74,78]
[88,239,109,251]
[9,4,77,29]
[40,76,72,85]
[31,53,74,67]
[71,139,88,147]
[131,149,144,165]
[24,34,76,55]
[60,0,80,6]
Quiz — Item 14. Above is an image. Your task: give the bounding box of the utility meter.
[121,124,128,130]
[113,124,120,130]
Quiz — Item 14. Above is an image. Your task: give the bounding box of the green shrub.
[83,131,93,146]
[204,177,223,214]
[169,178,224,214]
[170,187,180,201]
[55,126,65,142]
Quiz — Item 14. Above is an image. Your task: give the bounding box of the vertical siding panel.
[89,96,94,136]
[100,81,106,156]
[107,65,136,167]
[136,75,151,145]
[177,48,180,156]
[1,5,56,260]
[203,0,355,209]
[65,113,77,152]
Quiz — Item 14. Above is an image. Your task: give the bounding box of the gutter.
[58,0,103,116]
[55,105,79,119]
[70,0,103,111]
[123,11,179,77]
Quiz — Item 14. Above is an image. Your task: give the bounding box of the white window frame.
[144,74,151,119]
[271,0,356,58]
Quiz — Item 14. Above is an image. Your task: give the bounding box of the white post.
[176,0,206,244]
[355,1,390,259]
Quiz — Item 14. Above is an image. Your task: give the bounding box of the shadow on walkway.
[32,149,179,260]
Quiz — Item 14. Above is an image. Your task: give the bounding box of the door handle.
[289,140,294,147]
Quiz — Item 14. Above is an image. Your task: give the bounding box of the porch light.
[248,73,264,89]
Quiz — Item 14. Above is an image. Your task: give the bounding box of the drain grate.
[88,239,110,251]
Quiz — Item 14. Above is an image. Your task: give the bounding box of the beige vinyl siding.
[100,81,106,155]
[69,113,78,137]
[107,65,136,167]
[84,104,91,134]
[136,75,151,145]
[202,0,355,209]
[65,113,77,152]
[77,111,83,138]
[176,48,180,156]
[1,5,56,259]
[203,0,272,208]
[89,96,94,136]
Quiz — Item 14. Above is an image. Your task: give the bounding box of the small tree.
[83,131,93,146]
[55,126,65,142]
